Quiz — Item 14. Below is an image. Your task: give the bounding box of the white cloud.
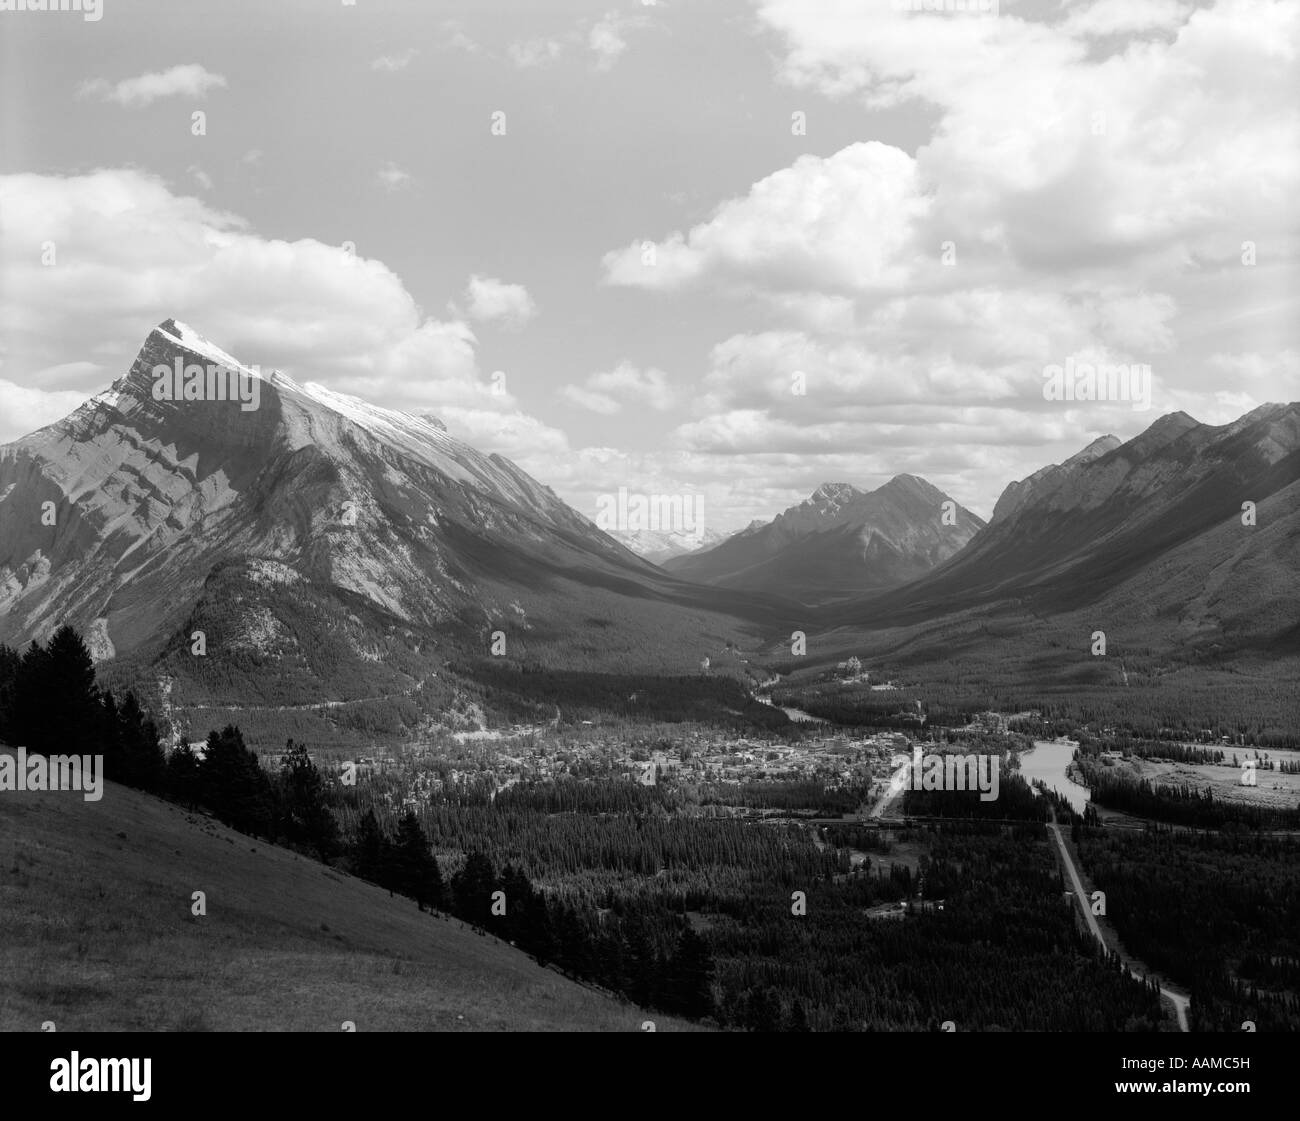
[188,166,213,191]
[561,362,677,414]
[464,275,537,330]
[0,170,507,420]
[0,380,92,444]
[78,64,227,108]
[438,22,483,55]
[603,142,930,295]
[371,49,418,72]
[750,0,1298,277]
[1063,0,1194,37]
[377,162,413,191]
[508,38,565,68]
[589,10,650,71]
[589,0,1299,516]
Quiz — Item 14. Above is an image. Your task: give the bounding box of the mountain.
[663,476,985,604]
[830,404,1300,656]
[989,434,1122,524]
[605,525,728,566]
[0,321,780,738]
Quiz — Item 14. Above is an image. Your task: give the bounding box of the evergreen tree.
[394,810,443,911]
[11,639,54,752]
[278,740,340,859]
[200,725,276,838]
[117,691,165,792]
[669,926,714,1020]
[43,625,101,754]
[352,808,389,885]
[0,644,20,743]
[166,743,203,810]
[452,851,496,924]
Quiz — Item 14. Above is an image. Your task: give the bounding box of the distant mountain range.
[605,525,729,566]
[2,320,1296,731]
[664,476,984,603]
[827,403,1300,660]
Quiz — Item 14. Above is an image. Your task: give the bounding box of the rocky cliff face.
[990,435,1123,525]
[0,319,650,661]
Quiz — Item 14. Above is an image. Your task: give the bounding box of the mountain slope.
[665,475,985,603]
[830,404,1300,653]
[989,434,1122,524]
[0,759,690,1031]
[0,322,787,732]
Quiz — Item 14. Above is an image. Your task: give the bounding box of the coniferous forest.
[3,625,1296,1031]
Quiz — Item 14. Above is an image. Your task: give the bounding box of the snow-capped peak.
[154,319,274,383]
[298,380,458,450]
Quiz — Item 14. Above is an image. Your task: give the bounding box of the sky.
[1,0,1297,531]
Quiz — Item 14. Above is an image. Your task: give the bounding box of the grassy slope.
[0,766,696,1032]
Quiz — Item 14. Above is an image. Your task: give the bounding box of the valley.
[0,324,1296,1034]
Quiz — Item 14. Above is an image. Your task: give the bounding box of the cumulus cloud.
[561,362,678,415]
[587,0,1299,519]
[603,143,930,296]
[0,169,531,427]
[751,0,1298,275]
[78,64,227,108]
[464,275,537,330]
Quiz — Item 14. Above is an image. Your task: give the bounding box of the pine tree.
[670,926,714,1020]
[394,810,442,911]
[353,808,389,885]
[166,743,202,810]
[0,644,20,743]
[11,639,54,752]
[200,725,276,838]
[117,691,165,792]
[452,851,496,924]
[43,625,101,754]
[278,740,340,859]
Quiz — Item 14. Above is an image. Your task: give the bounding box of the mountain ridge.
[664,473,985,603]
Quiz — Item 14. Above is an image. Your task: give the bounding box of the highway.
[1047,809,1190,1032]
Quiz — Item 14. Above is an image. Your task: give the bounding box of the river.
[1020,738,1090,815]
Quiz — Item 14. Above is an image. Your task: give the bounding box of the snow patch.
[156,320,274,383]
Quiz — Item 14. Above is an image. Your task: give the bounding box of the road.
[1047,810,1189,1032]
